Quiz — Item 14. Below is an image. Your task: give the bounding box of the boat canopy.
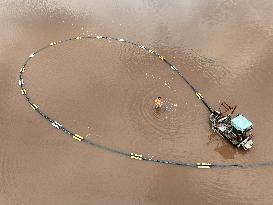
[231,115,253,132]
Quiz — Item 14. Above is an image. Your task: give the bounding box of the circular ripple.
[139,85,181,138]
[0,147,20,192]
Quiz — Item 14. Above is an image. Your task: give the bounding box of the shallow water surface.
[1,0,273,204]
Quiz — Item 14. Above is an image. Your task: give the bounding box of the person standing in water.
[154,96,162,109]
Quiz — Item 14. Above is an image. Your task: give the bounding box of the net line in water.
[18,35,267,169]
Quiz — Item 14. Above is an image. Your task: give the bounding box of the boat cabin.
[210,102,254,150]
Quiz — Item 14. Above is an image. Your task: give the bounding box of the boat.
[209,102,254,150]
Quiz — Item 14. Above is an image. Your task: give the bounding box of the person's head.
[158,96,161,99]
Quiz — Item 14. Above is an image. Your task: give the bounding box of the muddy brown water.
[1,0,273,204]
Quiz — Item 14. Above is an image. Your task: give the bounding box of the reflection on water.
[208,133,247,160]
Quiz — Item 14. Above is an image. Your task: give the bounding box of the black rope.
[18,35,269,169]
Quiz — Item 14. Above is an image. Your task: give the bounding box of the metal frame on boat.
[210,102,254,150]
